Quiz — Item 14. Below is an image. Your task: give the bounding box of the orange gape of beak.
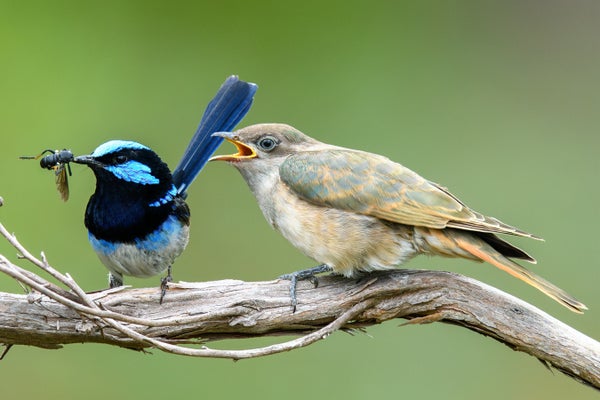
[210,138,257,162]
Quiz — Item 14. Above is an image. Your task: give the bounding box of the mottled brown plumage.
[211,123,586,313]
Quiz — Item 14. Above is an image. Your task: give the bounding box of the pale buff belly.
[266,182,419,277]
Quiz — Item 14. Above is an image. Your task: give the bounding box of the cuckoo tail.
[451,232,587,314]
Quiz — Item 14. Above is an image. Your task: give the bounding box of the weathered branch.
[0,219,598,390]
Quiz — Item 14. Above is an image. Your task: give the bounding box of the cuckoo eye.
[114,155,128,164]
[257,136,278,152]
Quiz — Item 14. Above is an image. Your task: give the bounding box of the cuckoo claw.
[278,264,332,312]
[159,266,173,304]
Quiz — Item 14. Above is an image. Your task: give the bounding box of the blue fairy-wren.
[74,76,257,298]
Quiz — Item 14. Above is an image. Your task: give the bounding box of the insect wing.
[54,163,70,202]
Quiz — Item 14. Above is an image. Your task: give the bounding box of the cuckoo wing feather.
[279,150,538,239]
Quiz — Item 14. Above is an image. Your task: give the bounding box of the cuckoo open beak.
[209,132,257,161]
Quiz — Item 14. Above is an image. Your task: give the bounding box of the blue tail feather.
[172,75,257,196]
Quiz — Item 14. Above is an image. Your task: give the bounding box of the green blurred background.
[1,1,598,398]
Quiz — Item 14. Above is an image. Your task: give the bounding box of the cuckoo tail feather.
[473,232,536,263]
[453,233,587,314]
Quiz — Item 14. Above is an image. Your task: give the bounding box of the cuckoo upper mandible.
[210,123,586,313]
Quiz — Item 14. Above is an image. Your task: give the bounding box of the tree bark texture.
[0,269,598,389]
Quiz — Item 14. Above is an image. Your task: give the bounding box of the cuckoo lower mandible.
[210,123,586,313]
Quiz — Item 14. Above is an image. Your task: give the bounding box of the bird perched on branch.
[210,123,586,313]
[74,76,257,300]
